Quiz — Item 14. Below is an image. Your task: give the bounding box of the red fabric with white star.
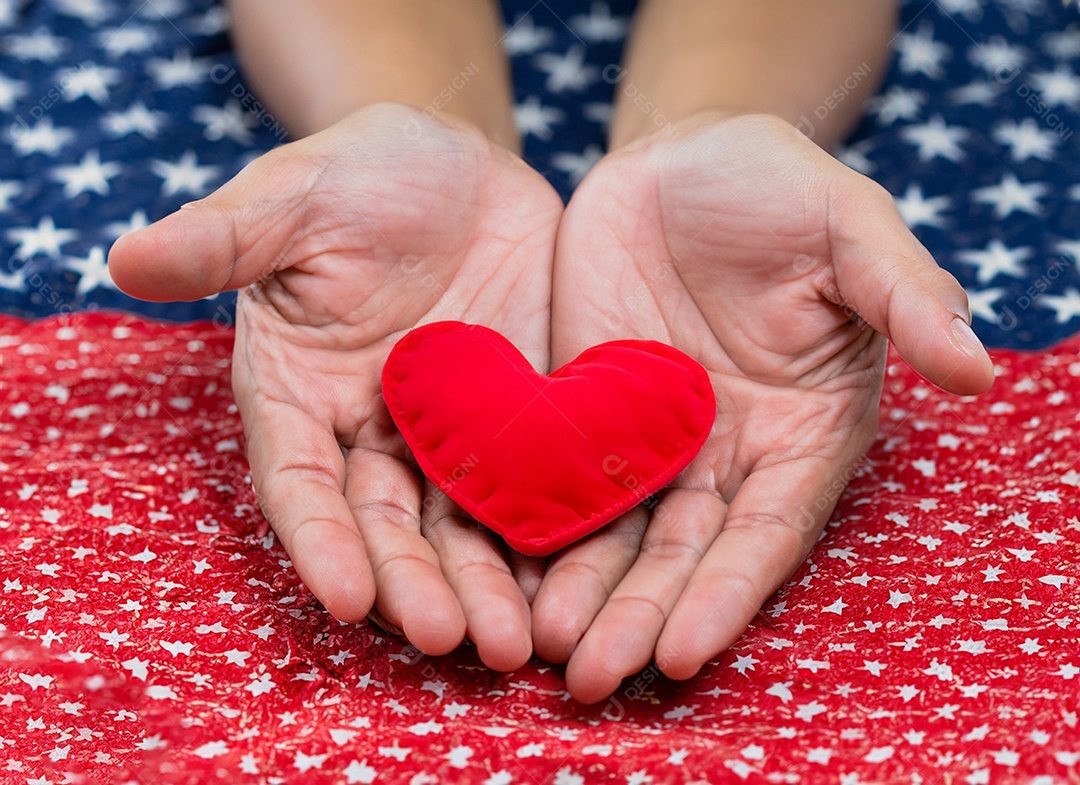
[0,313,1078,785]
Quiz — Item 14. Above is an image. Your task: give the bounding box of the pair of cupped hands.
[109,103,993,703]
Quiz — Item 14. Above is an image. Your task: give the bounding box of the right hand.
[109,104,563,670]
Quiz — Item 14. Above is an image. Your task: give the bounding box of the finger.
[243,397,375,624]
[345,447,467,656]
[565,488,726,704]
[107,144,317,301]
[421,485,533,672]
[507,551,548,605]
[656,459,837,681]
[530,507,648,664]
[827,175,994,395]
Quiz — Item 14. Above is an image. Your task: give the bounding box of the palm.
[112,105,562,669]
[534,113,992,702]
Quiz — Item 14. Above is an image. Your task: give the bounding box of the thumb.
[108,147,314,302]
[827,176,995,396]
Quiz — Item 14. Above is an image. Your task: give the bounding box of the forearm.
[226,0,519,149]
[610,0,897,149]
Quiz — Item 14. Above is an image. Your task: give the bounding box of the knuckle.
[605,594,669,627]
[350,498,419,532]
[639,537,707,564]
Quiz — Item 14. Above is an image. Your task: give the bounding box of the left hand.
[533,112,994,703]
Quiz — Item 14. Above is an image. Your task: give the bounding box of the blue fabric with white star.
[1,0,1078,348]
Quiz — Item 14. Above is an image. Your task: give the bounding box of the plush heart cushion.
[381,321,715,555]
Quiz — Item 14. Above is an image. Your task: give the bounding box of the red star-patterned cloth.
[1,313,1078,785]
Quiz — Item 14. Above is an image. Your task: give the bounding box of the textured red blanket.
[1,314,1077,784]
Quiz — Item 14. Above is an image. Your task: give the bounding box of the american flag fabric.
[1,1,1079,783]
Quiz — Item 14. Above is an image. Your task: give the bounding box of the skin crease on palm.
[108,104,994,704]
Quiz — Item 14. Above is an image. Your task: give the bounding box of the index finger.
[244,396,376,623]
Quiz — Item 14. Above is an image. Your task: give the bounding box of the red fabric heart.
[381,321,715,555]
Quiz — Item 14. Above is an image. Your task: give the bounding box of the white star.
[869,86,925,123]
[444,746,473,768]
[729,653,758,675]
[1043,29,1080,60]
[1019,638,1043,654]
[222,649,251,666]
[982,564,1005,581]
[570,3,628,42]
[104,210,150,240]
[1059,240,1080,269]
[192,6,230,35]
[0,179,21,211]
[0,72,27,112]
[1038,290,1080,324]
[3,28,66,60]
[343,760,377,784]
[836,141,875,175]
[551,145,604,185]
[98,628,130,649]
[52,150,122,198]
[407,720,442,735]
[99,26,156,57]
[103,102,166,138]
[59,63,121,103]
[245,673,276,696]
[514,96,564,141]
[293,752,327,772]
[121,657,149,680]
[7,216,78,258]
[583,101,612,127]
[1031,67,1080,107]
[794,700,827,722]
[192,100,255,144]
[859,660,885,678]
[807,747,833,764]
[54,0,111,23]
[968,38,1028,77]
[933,703,959,720]
[9,117,75,155]
[949,81,1001,106]
[151,150,219,197]
[147,50,210,90]
[895,184,950,228]
[957,639,988,654]
[194,741,229,759]
[938,0,983,18]
[821,598,848,615]
[502,14,554,56]
[957,240,1031,283]
[973,174,1047,218]
[160,640,194,657]
[896,24,950,79]
[1055,663,1080,680]
[533,46,597,93]
[901,116,967,162]
[993,118,1058,161]
[886,590,912,608]
[666,749,689,765]
[765,681,793,703]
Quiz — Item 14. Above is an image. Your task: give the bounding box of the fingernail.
[951,316,983,357]
[943,292,972,324]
